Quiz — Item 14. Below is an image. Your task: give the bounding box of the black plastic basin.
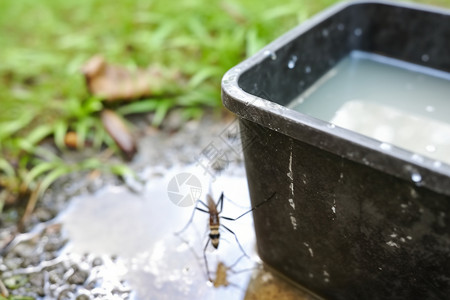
[221,1,450,299]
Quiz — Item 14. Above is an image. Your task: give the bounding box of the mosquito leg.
[231,259,263,274]
[221,224,249,258]
[221,192,276,222]
[174,200,209,236]
[228,253,262,274]
[227,253,246,270]
[216,192,225,214]
[203,238,213,282]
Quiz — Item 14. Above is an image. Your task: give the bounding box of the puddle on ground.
[58,164,318,300]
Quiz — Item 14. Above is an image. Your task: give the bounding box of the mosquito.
[175,191,276,281]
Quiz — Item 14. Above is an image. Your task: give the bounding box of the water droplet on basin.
[322,29,329,37]
[354,28,362,36]
[411,154,424,163]
[433,161,442,168]
[380,143,392,151]
[425,144,436,153]
[425,105,435,112]
[305,66,311,73]
[295,97,305,104]
[411,173,422,183]
[264,49,277,60]
[337,23,345,31]
[288,55,297,69]
[421,54,430,62]
[327,123,335,129]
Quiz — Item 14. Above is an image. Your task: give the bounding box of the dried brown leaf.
[82,55,180,101]
[213,262,230,288]
[100,109,137,160]
[64,131,78,148]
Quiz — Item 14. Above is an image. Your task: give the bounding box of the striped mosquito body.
[175,192,276,282]
[207,194,220,249]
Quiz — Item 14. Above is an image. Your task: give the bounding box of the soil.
[0,110,242,300]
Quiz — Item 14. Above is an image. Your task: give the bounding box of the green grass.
[1,0,449,206]
[0,0,338,205]
[0,0,335,123]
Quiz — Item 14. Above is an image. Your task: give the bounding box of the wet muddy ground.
[0,111,319,299]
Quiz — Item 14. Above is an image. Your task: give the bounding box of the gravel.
[0,112,238,299]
